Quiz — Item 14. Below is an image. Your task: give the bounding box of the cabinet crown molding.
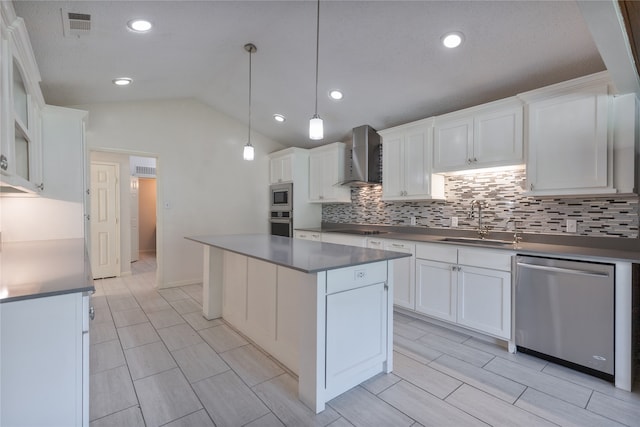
[517,71,612,103]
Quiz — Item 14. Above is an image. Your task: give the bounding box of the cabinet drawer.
[415,242,457,264]
[458,248,513,271]
[327,261,388,294]
[384,240,415,253]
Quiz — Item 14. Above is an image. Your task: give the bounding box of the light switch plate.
[451,217,458,227]
[566,219,577,233]
[410,216,416,226]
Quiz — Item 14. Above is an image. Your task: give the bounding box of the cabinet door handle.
[451,265,457,271]
[473,157,478,163]
[467,158,472,164]
[0,154,8,170]
[391,244,404,248]
[89,306,95,321]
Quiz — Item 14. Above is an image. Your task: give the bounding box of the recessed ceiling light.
[441,31,464,49]
[112,78,132,86]
[329,90,343,100]
[127,19,152,33]
[273,114,286,123]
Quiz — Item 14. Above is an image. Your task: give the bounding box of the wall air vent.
[135,166,156,177]
[61,10,91,38]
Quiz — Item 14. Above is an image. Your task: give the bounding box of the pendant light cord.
[248,46,252,145]
[314,0,320,116]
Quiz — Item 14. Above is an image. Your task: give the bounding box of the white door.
[415,259,457,322]
[90,162,120,279]
[130,176,139,262]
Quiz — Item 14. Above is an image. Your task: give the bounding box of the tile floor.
[89,253,640,427]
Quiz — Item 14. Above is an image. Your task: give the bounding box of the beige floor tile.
[134,368,203,427]
[198,323,248,353]
[89,406,145,427]
[112,307,149,328]
[124,340,177,380]
[146,307,185,329]
[484,357,593,408]
[90,365,138,421]
[171,342,230,383]
[361,372,402,395]
[392,351,462,399]
[253,373,341,426]
[393,321,428,340]
[193,370,270,426]
[328,385,414,427]
[170,298,202,314]
[107,294,141,312]
[220,345,285,387]
[158,288,190,302]
[445,384,556,426]
[135,291,172,313]
[244,413,285,427]
[407,319,471,343]
[90,296,113,324]
[158,323,204,351]
[162,409,215,427]
[394,335,443,364]
[429,354,526,404]
[90,339,126,374]
[91,321,119,344]
[516,387,626,427]
[379,380,486,426]
[117,322,161,349]
[326,417,356,427]
[418,333,494,367]
[587,391,640,426]
[463,336,548,371]
[181,311,224,331]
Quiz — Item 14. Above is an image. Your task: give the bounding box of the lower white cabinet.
[414,243,513,340]
[1,292,91,427]
[368,238,416,310]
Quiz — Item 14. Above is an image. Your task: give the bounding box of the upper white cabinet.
[521,73,611,196]
[308,142,351,203]
[269,152,294,184]
[433,97,523,173]
[1,5,45,193]
[379,118,445,201]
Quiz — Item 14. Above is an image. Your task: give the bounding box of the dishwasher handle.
[516,262,611,278]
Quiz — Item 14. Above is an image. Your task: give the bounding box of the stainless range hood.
[338,125,381,186]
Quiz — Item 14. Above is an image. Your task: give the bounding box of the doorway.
[90,161,120,279]
[89,151,159,281]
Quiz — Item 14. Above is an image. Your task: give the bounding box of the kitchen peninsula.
[186,234,410,413]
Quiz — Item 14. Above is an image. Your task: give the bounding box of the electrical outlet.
[566,219,577,233]
[410,216,416,226]
[451,217,458,227]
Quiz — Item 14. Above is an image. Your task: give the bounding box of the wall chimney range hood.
[338,125,381,186]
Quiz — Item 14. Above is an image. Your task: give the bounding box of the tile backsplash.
[322,167,640,238]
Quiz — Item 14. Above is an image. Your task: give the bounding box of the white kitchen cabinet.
[309,142,351,203]
[414,243,513,340]
[294,229,322,241]
[433,97,523,173]
[1,292,91,427]
[520,72,615,196]
[369,238,416,310]
[380,118,445,201]
[0,7,45,193]
[321,232,367,247]
[270,152,293,184]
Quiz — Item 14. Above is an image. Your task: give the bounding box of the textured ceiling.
[13,0,606,147]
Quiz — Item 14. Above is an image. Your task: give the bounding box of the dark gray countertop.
[1,238,94,303]
[186,234,411,273]
[299,224,640,263]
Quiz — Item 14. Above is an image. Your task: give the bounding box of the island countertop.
[186,234,410,273]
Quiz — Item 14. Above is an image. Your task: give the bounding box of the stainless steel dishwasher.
[515,256,615,380]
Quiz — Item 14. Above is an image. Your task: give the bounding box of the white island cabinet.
[187,234,409,413]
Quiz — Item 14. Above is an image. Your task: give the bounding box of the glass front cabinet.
[1,5,44,193]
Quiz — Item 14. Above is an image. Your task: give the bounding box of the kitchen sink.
[440,237,514,247]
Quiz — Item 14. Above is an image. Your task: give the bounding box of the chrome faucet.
[469,199,490,238]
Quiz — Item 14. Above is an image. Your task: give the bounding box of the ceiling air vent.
[61,10,91,38]
[135,166,156,177]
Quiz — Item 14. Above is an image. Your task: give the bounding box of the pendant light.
[309,0,323,140]
[243,43,257,161]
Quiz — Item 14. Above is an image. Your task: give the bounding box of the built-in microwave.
[270,183,292,211]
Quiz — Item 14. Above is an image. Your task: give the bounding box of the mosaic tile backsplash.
[322,167,640,238]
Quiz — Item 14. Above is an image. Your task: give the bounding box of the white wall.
[76,98,285,288]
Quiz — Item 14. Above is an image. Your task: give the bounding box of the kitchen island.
[186,234,410,413]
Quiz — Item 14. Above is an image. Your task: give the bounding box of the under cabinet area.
[308,142,351,203]
[379,119,445,201]
[433,97,523,173]
[414,242,513,340]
